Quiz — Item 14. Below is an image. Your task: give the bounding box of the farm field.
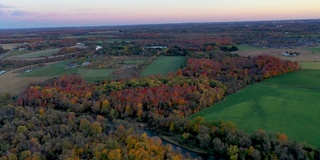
[0,43,22,50]
[300,62,320,69]
[235,47,320,62]
[0,66,48,95]
[11,48,60,59]
[21,61,115,82]
[21,61,78,77]
[78,69,115,82]
[140,56,186,76]
[190,70,320,147]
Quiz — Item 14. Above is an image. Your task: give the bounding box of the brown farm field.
[0,67,47,95]
[0,43,23,50]
[235,47,320,62]
[0,61,64,95]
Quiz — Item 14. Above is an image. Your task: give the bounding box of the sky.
[0,0,319,29]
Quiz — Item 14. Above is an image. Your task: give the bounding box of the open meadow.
[300,61,320,69]
[140,56,186,76]
[190,69,320,147]
[21,61,78,77]
[78,69,115,82]
[10,48,60,59]
[21,61,115,82]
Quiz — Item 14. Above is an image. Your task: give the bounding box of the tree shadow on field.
[242,99,267,129]
[242,84,286,130]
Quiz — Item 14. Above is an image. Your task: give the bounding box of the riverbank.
[110,119,213,159]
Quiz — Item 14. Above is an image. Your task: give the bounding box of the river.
[143,128,215,160]
[108,120,215,160]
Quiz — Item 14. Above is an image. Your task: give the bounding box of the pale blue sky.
[0,0,319,29]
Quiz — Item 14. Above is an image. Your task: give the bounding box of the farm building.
[282,51,300,57]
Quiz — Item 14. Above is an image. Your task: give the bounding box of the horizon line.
[1,18,320,30]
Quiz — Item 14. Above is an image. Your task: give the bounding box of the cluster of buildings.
[282,51,300,57]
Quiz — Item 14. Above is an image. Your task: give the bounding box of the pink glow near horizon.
[0,0,319,28]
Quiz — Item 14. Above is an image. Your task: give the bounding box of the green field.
[21,61,78,77]
[8,50,31,57]
[305,47,320,53]
[21,61,113,82]
[14,48,60,59]
[140,56,186,76]
[300,62,320,69]
[190,70,320,147]
[78,69,114,82]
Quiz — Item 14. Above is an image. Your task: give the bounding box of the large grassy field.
[21,61,78,77]
[190,70,320,147]
[21,61,114,82]
[14,48,60,59]
[140,56,186,76]
[78,69,115,82]
[300,62,320,69]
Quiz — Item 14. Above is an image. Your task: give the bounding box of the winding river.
[143,129,215,160]
[107,120,214,159]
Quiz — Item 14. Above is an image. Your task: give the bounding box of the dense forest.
[1,51,318,159]
[0,104,186,159]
